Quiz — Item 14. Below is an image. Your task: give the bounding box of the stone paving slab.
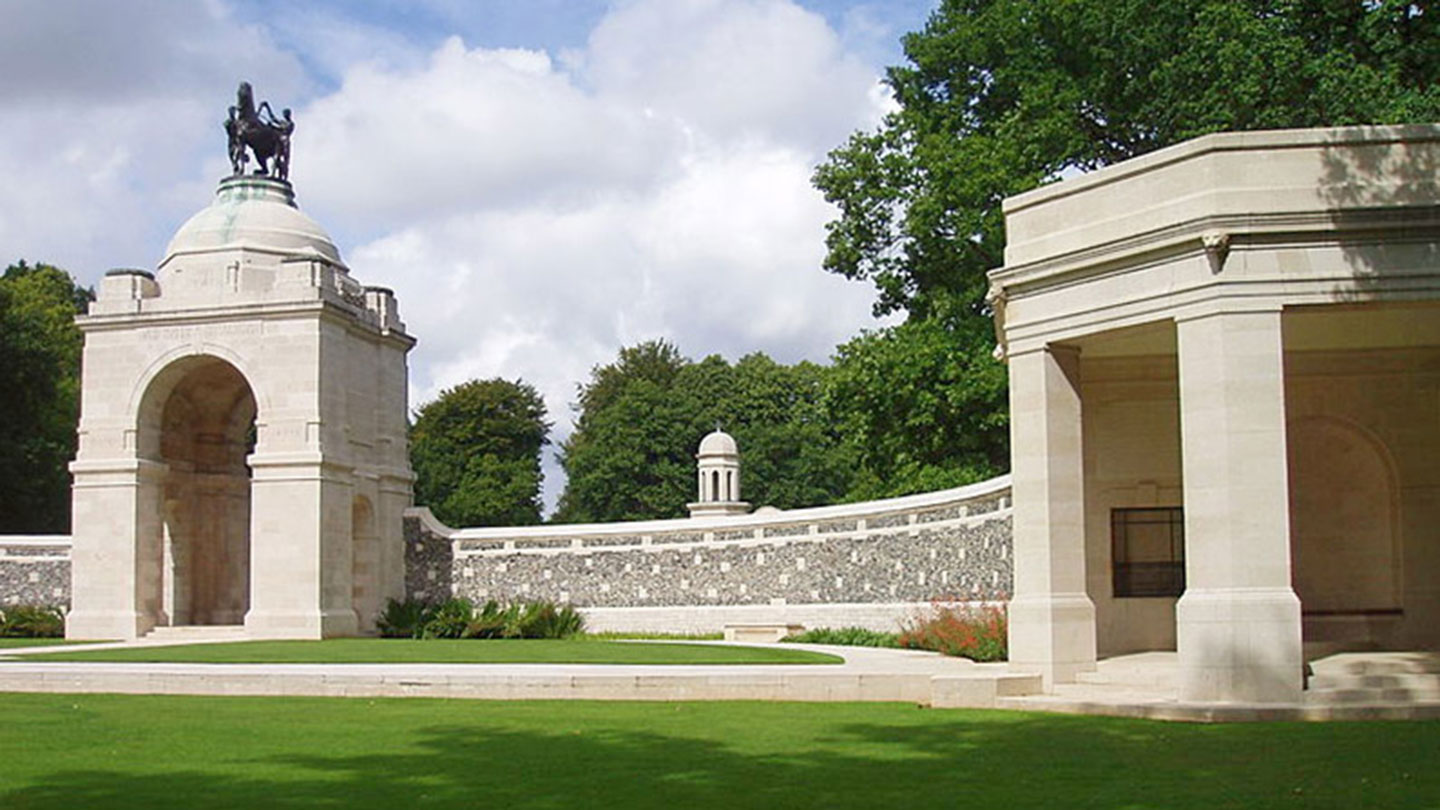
[4,642,1435,720]
[0,643,1015,706]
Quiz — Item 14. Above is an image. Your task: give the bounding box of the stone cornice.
[76,297,415,350]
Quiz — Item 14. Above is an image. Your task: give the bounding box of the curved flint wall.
[0,538,72,608]
[404,476,1014,634]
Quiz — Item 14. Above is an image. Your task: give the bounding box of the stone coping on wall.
[406,475,1012,553]
[0,536,72,560]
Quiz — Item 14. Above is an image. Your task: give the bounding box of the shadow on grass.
[1,697,1436,809]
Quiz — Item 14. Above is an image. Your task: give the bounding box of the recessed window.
[1112,507,1185,598]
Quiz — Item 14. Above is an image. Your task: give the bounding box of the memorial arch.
[67,85,415,640]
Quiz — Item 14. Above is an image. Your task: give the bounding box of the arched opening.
[351,496,380,632]
[726,470,735,502]
[1288,416,1400,647]
[711,470,720,503]
[139,356,256,627]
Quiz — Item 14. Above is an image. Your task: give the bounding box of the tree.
[816,0,1440,319]
[554,341,855,523]
[410,378,550,528]
[825,314,1006,501]
[811,0,1440,491]
[0,261,92,533]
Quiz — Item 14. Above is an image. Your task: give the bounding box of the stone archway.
[1288,415,1401,647]
[138,356,257,627]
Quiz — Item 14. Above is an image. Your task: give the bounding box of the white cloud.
[0,0,897,515]
[297,38,680,232]
[320,2,892,512]
[585,0,881,151]
[0,1,307,275]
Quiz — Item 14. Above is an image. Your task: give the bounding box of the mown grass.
[0,693,1435,809]
[0,638,100,649]
[582,631,725,641]
[19,638,841,665]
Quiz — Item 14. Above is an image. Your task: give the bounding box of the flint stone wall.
[0,538,72,607]
[406,476,1013,632]
[0,477,1015,634]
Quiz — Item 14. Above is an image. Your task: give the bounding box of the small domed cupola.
[687,428,750,518]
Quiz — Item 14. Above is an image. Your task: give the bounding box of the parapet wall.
[405,476,1013,633]
[0,476,1015,635]
[0,537,71,608]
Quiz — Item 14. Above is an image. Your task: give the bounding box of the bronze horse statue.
[225,82,294,180]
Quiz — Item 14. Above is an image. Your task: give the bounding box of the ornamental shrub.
[781,627,900,647]
[423,597,476,639]
[376,597,435,639]
[898,601,1007,662]
[0,604,65,637]
[463,600,510,639]
[512,600,584,639]
[376,597,585,640]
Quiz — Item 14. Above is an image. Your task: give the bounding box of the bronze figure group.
[225,82,294,180]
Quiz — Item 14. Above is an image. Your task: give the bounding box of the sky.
[0,0,936,514]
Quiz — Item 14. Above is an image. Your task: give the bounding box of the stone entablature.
[0,537,71,607]
[404,477,1013,626]
[991,124,1440,358]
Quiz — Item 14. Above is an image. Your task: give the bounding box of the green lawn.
[0,638,99,649]
[18,638,842,665]
[0,694,1435,809]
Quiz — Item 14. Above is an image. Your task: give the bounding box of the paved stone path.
[0,641,1037,707]
[3,641,1436,721]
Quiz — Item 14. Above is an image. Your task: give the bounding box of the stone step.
[143,625,248,642]
[1317,653,1440,677]
[1305,686,1440,705]
[1074,669,1176,690]
[1310,672,1440,691]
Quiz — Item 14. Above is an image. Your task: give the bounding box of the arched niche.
[351,495,381,632]
[1288,415,1401,621]
[137,355,257,626]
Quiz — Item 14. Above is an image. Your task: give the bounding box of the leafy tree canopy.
[824,313,1007,501]
[815,0,1440,319]
[809,0,1440,498]
[554,340,856,523]
[410,378,550,528]
[0,261,93,533]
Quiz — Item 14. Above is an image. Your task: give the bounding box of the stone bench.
[723,623,804,643]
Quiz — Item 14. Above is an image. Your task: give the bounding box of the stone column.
[1007,344,1096,687]
[1175,310,1302,703]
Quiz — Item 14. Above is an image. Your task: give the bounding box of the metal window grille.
[1111,507,1185,598]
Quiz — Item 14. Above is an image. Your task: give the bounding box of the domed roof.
[697,429,738,457]
[159,176,341,271]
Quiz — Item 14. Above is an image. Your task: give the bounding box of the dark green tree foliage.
[0,262,91,533]
[555,340,855,523]
[812,0,1440,496]
[816,0,1440,318]
[824,314,1007,501]
[554,341,691,522]
[410,378,550,528]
